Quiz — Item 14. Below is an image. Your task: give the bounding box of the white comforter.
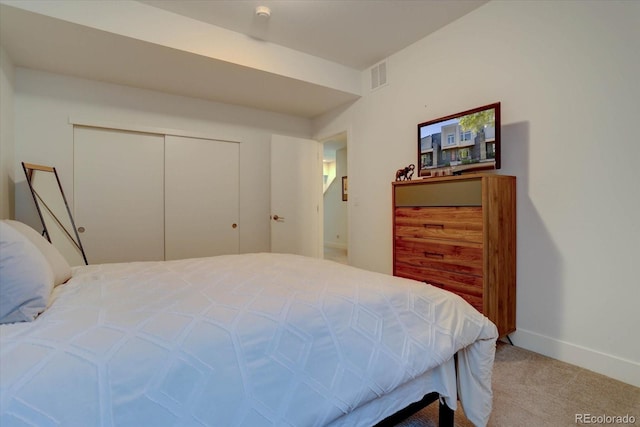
[1,253,497,426]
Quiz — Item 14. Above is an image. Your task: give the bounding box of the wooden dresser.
[392,173,516,337]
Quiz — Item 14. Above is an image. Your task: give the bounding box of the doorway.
[321,132,348,264]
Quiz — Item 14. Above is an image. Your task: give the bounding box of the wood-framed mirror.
[418,102,501,177]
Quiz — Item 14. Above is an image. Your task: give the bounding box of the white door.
[270,134,322,257]
[74,126,165,264]
[165,135,239,260]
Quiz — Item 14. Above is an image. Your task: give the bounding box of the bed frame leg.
[438,399,454,427]
[372,393,454,427]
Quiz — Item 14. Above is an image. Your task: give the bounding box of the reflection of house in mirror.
[419,133,441,169]
[420,119,496,172]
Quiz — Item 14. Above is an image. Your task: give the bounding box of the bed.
[0,220,498,427]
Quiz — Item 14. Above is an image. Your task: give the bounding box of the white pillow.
[3,220,72,286]
[0,221,55,324]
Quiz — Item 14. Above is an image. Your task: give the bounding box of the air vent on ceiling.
[370,61,387,91]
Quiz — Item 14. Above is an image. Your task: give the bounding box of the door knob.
[272,215,285,222]
[78,226,85,233]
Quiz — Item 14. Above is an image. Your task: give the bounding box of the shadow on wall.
[14,179,41,231]
[501,122,563,345]
[3,176,16,219]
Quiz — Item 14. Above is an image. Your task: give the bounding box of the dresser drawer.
[394,179,482,207]
[394,264,484,313]
[395,263,483,296]
[394,207,483,244]
[395,238,483,276]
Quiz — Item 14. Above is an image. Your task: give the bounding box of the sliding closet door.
[165,135,239,260]
[74,126,165,264]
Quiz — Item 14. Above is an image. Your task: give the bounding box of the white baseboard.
[510,328,640,388]
[324,241,347,250]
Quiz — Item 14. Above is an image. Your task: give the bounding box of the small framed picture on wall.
[342,176,348,201]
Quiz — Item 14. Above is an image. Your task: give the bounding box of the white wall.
[314,0,640,386]
[323,147,348,249]
[13,68,312,254]
[0,46,15,219]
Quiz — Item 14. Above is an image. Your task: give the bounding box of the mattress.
[0,253,497,426]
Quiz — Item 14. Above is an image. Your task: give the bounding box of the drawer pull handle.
[423,251,444,259]
[423,223,444,229]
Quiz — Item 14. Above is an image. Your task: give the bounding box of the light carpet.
[395,342,640,426]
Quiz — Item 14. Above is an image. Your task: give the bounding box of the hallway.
[323,246,348,265]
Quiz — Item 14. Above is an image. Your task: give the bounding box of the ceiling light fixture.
[255,5,271,18]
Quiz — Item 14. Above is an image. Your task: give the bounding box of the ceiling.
[140,0,488,70]
[0,0,488,118]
